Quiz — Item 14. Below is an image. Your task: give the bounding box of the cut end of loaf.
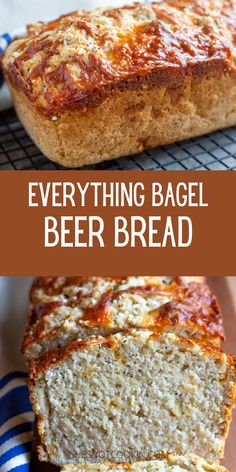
[23,276,223,363]
[29,331,236,467]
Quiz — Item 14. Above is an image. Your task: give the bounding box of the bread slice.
[29,331,236,466]
[61,452,228,471]
[22,276,222,363]
[2,2,236,167]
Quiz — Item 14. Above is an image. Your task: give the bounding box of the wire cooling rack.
[1,108,236,170]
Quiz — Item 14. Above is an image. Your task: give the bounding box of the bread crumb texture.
[22,276,223,362]
[29,331,236,466]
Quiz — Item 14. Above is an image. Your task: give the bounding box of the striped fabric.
[0,33,12,56]
[0,33,12,87]
[0,372,34,472]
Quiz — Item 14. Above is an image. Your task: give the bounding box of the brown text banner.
[0,171,235,275]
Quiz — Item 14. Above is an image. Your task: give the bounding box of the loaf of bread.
[2,1,236,167]
[61,453,228,471]
[29,331,236,466]
[22,276,223,362]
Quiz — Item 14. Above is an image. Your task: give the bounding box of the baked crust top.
[3,1,236,114]
[29,330,235,382]
[22,276,224,356]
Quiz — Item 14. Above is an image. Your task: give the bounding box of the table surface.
[26,277,236,471]
[208,277,236,472]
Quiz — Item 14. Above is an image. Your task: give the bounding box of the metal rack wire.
[1,108,236,170]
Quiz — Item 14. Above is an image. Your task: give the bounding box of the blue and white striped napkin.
[0,33,12,57]
[0,33,12,82]
[0,277,34,472]
[0,371,34,472]
[0,33,13,110]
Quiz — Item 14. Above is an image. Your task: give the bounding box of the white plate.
[0,276,33,374]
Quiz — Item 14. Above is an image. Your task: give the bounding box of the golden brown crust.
[29,334,118,382]
[22,277,224,362]
[3,1,236,167]
[29,329,234,383]
[2,1,236,115]
[5,68,236,167]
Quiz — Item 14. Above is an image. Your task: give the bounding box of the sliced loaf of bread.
[23,276,222,362]
[29,331,236,466]
[61,452,228,471]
